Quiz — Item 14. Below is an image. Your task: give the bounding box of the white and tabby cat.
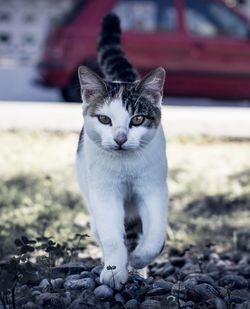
[76,13,168,290]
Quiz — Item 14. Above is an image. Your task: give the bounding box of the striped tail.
[97,13,139,82]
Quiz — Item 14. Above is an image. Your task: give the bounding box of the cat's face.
[78,66,165,152]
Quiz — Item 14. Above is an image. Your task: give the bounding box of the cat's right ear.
[78,66,107,104]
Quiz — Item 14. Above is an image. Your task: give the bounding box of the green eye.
[130,115,145,126]
[97,115,112,125]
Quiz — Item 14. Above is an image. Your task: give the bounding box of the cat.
[76,13,168,290]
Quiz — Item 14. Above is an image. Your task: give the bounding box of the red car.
[38,0,250,102]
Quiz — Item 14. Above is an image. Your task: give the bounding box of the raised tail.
[97,13,139,82]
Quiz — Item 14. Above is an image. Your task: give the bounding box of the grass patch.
[0,131,88,258]
[0,130,250,259]
[167,135,250,250]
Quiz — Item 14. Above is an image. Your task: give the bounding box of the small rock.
[147,287,170,296]
[52,262,88,275]
[38,278,50,291]
[180,263,201,276]
[68,298,82,309]
[65,274,80,281]
[239,265,250,278]
[82,289,96,304]
[184,273,216,287]
[218,287,228,298]
[94,284,114,298]
[68,291,96,309]
[115,293,125,304]
[31,290,41,298]
[36,293,64,307]
[141,299,161,309]
[51,278,64,289]
[208,271,221,281]
[20,285,29,295]
[162,264,175,277]
[237,300,250,309]
[23,302,37,309]
[232,288,250,300]
[146,276,154,284]
[96,302,111,309]
[206,261,219,273]
[218,275,248,289]
[216,260,229,270]
[64,291,71,306]
[128,273,147,284]
[210,253,220,263]
[186,301,195,307]
[153,279,173,291]
[226,296,247,304]
[186,283,220,302]
[124,299,139,309]
[183,278,197,288]
[91,265,103,276]
[206,298,227,309]
[15,297,27,307]
[215,298,227,309]
[64,278,96,290]
[80,270,96,279]
[164,275,176,283]
[170,256,186,267]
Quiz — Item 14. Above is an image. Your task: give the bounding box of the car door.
[113,0,189,94]
[181,0,250,98]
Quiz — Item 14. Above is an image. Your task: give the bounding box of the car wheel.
[61,62,103,103]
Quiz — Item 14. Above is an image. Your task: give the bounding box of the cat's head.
[78,66,165,152]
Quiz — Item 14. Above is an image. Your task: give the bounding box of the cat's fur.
[76,13,168,290]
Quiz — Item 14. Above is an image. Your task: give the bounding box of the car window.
[54,0,89,26]
[184,0,248,39]
[113,0,177,32]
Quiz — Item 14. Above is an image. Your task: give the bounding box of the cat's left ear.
[78,66,107,104]
[136,67,165,107]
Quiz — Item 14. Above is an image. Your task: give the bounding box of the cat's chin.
[102,146,138,153]
[109,147,130,152]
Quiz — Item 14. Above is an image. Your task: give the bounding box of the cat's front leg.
[130,185,168,269]
[89,188,128,290]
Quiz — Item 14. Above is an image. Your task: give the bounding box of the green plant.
[36,236,67,291]
[66,233,90,262]
[0,236,38,309]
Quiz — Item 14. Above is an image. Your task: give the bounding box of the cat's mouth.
[115,146,126,151]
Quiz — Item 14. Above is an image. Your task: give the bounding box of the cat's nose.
[114,133,127,146]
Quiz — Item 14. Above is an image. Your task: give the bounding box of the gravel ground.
[2,247,250,309]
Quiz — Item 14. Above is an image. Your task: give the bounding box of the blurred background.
[1,0,250,102]
[0,0,250,258]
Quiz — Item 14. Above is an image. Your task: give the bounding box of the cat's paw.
[129,249,151,269]
[100,266,128,290]
[130,242,165,269]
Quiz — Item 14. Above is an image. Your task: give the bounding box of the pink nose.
[114,133,127,146]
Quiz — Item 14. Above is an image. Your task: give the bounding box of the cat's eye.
[130,115,145,126]
[97,115,112,125]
